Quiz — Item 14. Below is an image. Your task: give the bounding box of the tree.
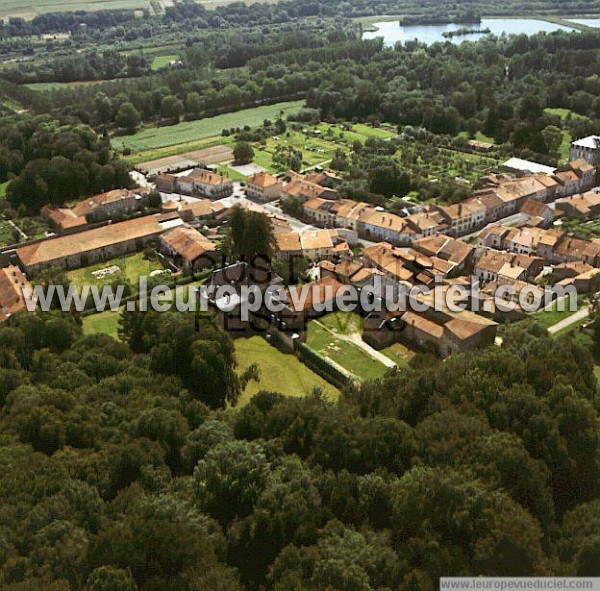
[542,125,563,154]
[160,95,183,124]
[115,102,141,133]
[229,207,275,261]
[233,141,255,165]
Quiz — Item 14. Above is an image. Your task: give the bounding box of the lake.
[363,18,577,46]
[567,18,600,28]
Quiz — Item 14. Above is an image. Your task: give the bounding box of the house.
[41,205,87,233]
[363,294,497,359]
[434,201,486,236]
[178,199,228,223]
[358,210,414,245]
[555,188,600,220]
[275,229,350,262]
[159,226,218,272]
[0,265,32,322]
[520,199,554,227]
[554,169,581,199]
[570,136,600,166]
[413,235,474,271]
[71,188,146,222]
[246,172,281,202]
[303,198,337,226]
[330,200,372,231]
[177,169,233,199]
[474,250,543,283]
[567,159,596,192]
[404,209,449,237]
[361,242,415,283]
[281,176,337,202]
[16,214,175,274]
[155,174,178,193]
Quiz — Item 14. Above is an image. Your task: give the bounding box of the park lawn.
[307,314,388,381]
[151,54,180,71]
[82,310,121,339]
[112,100,305,153]
[532,293,582,329]
[234,336,339,406]
[67,252,162,290]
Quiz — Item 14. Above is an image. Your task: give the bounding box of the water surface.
[363,18,577,46]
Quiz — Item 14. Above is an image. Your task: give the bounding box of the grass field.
[380,342,414,368]
[532,293,582,329]
[112,101,305,154]
[234,336,339,406]
[151,55,180,71]
[544,108,592,162]
[67,252,163,289]
[307,312,389,381]
[82,310,121,338]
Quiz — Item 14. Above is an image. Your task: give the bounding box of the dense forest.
[0,311,598,590]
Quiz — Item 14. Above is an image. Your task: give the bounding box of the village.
[0,132,599,384]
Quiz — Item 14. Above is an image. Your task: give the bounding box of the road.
[547,305,590,335]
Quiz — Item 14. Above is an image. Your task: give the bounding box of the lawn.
[112,100,305,153]
[151,54,180,71]
[67,252,163,290]
[532,293,582,329]
[0,182,8,198]
[544,108,592,162]
[234,335,339,406]
[380,342,414,368]
[82,310,121,338]
[307,312,389,381]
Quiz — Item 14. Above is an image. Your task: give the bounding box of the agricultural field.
[136,144,234,175]
[306,312,390,381]
[0,0,150,19]
[234,335,339,406]
[67,252,163,290]
[112,100,305,154]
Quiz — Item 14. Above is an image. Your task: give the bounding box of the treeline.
[0,312,598,590]
[1,0,598,40]
[0,115,132,211]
